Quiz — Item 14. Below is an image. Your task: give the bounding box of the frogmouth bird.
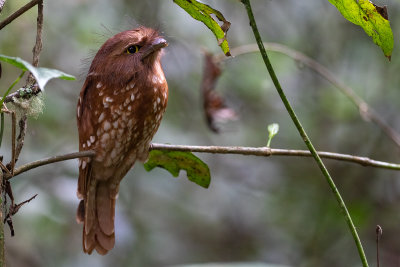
[76,26,168,255]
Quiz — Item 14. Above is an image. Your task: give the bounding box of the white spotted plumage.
[76,27,168,256]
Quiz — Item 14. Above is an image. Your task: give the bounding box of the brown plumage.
[76,26,168,255]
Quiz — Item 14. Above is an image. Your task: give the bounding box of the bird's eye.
[126,45,140,54]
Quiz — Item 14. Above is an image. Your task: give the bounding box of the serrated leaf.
[173,0,231,56]
[0,55,76,90]
[328,0,393,60]
[144,150,211,188]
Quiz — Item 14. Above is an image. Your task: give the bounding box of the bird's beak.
[141,37,168,60]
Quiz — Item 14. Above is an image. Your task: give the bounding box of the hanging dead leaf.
[201,52,237,133]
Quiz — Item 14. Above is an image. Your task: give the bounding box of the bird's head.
[89,26,168,85]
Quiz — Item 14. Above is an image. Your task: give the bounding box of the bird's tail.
[77,180,117,255]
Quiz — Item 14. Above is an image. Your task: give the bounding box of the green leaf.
[328,0,393,60]
[267,123,279,148]
[0,55,76,90]
[144,150,211,188]
[173,0,231,56]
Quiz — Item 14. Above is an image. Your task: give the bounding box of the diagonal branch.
[7,150,95,179]
[0,0,40,30]
[240,0,368,266]
[6,143,400,180]
[216,42,400,149]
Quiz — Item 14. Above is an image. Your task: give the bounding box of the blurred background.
[1,0,400,266]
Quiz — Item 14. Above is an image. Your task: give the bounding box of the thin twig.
[9,110,15,175]
[2,107,17,176]
[240,0,368,266]
[0,0,40,30]
[0,161,10,176]
[6,193,37,218]
[14,115,26,165]
[31,0,43,68]
[4,192,37,237]
[0,112,3,147]
[15,0,43,165]
[6,144,400,180]
[27,0,43,84]
[376,225,382,267]
[7,150,96,179]
[216,43,400,149]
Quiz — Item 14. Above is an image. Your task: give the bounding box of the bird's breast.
[87,71,167,179]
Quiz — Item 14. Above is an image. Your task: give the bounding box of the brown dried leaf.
[201,52,237,133]
[373,4,388,20]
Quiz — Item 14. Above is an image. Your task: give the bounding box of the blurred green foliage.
[1,0,400,266]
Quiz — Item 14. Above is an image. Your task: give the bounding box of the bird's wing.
[77,77,96,199]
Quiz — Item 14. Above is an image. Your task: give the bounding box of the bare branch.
[150,143,400,170]
[26,0,43,85]
[15,0,44,167]
[0,0,40,30]
[9,110,16,175]
[7,150,96,179]
[0,161,10,176]
[3,85,41,103]
[7,193,37,217]
[31,0,43,67]
[14,115,27,165]
[376,225,382,267]
[6,143,400,180]
[216,43,400,149]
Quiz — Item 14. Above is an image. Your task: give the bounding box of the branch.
[2,0,43,105]
[7,150,95,179]
[13,114,26,166]
[0,0,40,30]
[6,144,400,180]
[240,0,368,266]
[31,0,43,68]
[14,0,44,166]
[150,144,400,170]
[3,88,41,104]
[216,43,400,149]
[26,0,43,85]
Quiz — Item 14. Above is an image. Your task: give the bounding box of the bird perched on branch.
[76,26,168,255]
